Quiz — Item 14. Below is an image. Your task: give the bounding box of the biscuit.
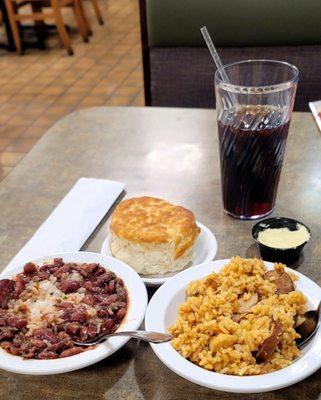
[110,197,200,275]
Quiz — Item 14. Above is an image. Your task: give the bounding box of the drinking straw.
[200,26,237,105]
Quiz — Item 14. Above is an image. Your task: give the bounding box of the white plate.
[145,259,321,393]
[0,252,148,375]
[101,222,217,287]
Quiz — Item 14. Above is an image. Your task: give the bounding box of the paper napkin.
[309,100,321,132]
[5,177,125,273]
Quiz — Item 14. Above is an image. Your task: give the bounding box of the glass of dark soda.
[215,60,299,219]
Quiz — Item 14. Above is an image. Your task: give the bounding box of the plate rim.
[0,251,148,375]
[101,221,217,287]
[145,258,321,393]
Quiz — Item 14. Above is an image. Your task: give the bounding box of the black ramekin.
[252,217,311,265]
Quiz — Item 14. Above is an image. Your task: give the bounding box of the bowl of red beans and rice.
[0,252,147,375]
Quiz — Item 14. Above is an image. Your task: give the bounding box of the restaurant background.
[1,0,321,398]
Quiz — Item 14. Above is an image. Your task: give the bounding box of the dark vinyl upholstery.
[150,46,321,111]
[146,0,321,48]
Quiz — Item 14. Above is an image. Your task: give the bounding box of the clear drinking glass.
[215,60,299,220]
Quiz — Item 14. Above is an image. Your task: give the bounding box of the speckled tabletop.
[0,107,320,399]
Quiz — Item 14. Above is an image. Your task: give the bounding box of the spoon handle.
[74,330,173,346]
[107,330,173,343]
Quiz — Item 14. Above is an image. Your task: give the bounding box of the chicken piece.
[238,292,259,314]
[232,292,259,322]
[232,314,243,323]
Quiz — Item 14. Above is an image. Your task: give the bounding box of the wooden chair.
[4,0,90,55]
[89,0,103,25]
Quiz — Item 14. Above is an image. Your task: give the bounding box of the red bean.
[7,316,27,329]
[102,318,115,332]
[39,264,52,272]
[116,287,127,301]
[84,281,99,293]
[116,308,126,319]
[23,262,37,275]
[33,328,58,343]
[0,327,15,341]
[1,341,12,351]
[22,347,39,358]
[57,331,70,340]
[38,349,58,359]
[1,341,20,356]
[63,308,87,323]
[13,334,23,346]
[101,287,110,295]
[83,294,94,306]
[94,266,106,276]
[83,263,99,274]
[30,339,46,350]
[9,346,21,356]
[67,263,79,271]
[60,347,83,358]
[53,258,64,268]
[53,265,70,280]
[38,270,50,281]
[50,339,72,352]
[65,322,81,336]
[87,323,97,338]
[55,301,73,309]
[0,279,15,309]
[97,309,109,318]
[79,327,89,341]
[97,272,113,287]
[102,294,118,306]
[12,276,26,299]
[2,342,14,354]
[58,280,80,294]
[92,295,103,303]
[115,277,124,285]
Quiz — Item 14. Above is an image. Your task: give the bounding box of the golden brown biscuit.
[111,196,200,259]
[109,197,200,275]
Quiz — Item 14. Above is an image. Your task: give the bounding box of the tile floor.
[0,0,144,181]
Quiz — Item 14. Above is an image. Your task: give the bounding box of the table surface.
[0,106,321,400]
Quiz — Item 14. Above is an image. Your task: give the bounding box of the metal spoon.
[296,301,321,348]
[73,330,173,346]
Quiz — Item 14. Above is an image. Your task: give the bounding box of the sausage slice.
[256,320,282,362]
[264,270,294,294]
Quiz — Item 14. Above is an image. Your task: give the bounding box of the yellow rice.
[168,257,307,375]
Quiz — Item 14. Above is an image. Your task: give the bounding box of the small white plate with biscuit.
[101,197,217,286]
[101,222,217,286]
[101,196,217,286]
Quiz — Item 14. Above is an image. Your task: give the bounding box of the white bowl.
[0,252,148,375]
[145,259,321,393]
[101,222,217,287]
